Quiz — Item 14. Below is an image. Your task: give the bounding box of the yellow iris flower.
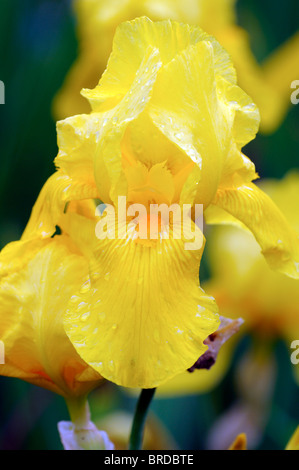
[0,221,102,398]
[204,171,299,383]
[0,200,116,449]
[228,433,247,450]
[21,18,299,391]
[54,0,299,133]
[285,426,299,450]
[96,410,177,450]
[229,427,299,450]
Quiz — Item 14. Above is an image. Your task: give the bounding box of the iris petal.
[62,212,219,388]
[0,236,101,397]
[206,183,299,279]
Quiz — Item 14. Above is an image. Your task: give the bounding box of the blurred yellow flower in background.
[96,410,177,450]
[203,172,299,449]
[228,433,247,450]
[285,426,299,450]
[204,171,299,381]
[229,427,299,450]
[24,18,299,392]
[54,0,299,133]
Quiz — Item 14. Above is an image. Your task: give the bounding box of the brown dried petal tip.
[188,316,244,372]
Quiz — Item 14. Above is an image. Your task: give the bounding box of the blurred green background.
[0,0,298,450]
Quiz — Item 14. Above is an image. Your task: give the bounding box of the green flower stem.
[65,395,90,427]
[64,396,110,450]
[129,388,156,450]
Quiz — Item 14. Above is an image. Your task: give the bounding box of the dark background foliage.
[0,0,298,450]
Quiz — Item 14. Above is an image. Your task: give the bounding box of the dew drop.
[80,280,91,294]
[80,312,90,322]
[244,103,255,110]
[76,301,88,313]
[175,132,183,141]
[175,327,184,335]
[70,295,80,304]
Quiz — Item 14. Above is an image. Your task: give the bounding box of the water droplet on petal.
[76,301,88,313]
[80,280,91,294]
[175,327,184,335]
[175,132,183,141]
[70,295,80,304]
[80,312,90,322]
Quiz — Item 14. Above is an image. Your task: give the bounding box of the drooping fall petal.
[206,182,299,279]
[61,212,219,388]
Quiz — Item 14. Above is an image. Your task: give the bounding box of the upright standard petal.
[82,16,235,112]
